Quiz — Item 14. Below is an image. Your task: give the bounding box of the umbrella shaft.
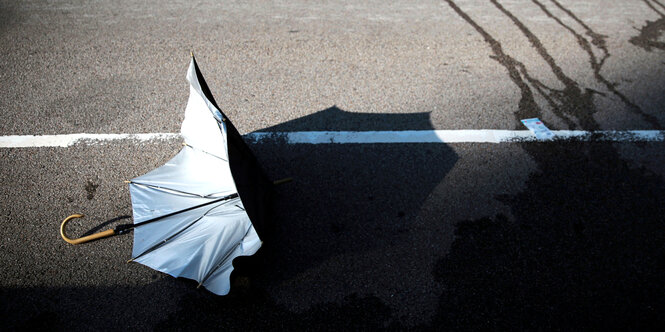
[116,193,239,234]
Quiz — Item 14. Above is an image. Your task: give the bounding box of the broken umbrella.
[60,54,278,295]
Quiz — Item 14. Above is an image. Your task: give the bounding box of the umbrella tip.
[196,282,203,289]
[124,180,131,184]
[190,51,194,58]
[273,177,293,186]
[126,258,135,263]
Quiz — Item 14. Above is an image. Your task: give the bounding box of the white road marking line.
[0,130,663,148]
[0,133,180,148]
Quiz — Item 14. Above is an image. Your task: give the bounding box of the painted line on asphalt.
[0,130,664,148]
[245,130,665,144]
[0,133,181,148]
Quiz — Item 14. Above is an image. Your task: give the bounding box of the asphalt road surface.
[2,0,665,330]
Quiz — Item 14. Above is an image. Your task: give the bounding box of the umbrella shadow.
[239,106,458,286]
[255,105,435,132]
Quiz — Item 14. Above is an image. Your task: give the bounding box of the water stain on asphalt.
[534,0,660,128]
[630,0,665,52]
[85,179,99,200]
[445,0,662,131]
[433,142,665,330]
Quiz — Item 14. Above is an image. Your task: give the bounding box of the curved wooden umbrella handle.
[60,214,116,245]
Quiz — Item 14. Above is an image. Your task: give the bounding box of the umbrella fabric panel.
[134,200,247,275]
[129,182,217,224]
[131,146,237,199]
[125,56,272,296]
[166,206,249,280]
[186,55,274,239]
[225,128,274,239]
[201,224,261,295]
[181,82,228,160]
[188,56,224,119]
[130,190,238,258]
[133,199,261,295]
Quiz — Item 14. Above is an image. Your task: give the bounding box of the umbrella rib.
[130,181,204,198]
[129,181,233,199]
[183,143,228,163]
[197,225,253,288]
[131,192,238,229]
[129,197,238,262]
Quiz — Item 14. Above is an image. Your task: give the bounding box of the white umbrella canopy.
[126,57,264,295]
[60,55,274,296]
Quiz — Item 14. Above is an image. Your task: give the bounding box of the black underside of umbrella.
[191,56,274,240]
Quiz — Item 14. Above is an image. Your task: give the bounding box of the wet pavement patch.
[432,142,665,330]
[85,179,99,200]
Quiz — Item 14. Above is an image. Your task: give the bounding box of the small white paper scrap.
[521,118,554,140]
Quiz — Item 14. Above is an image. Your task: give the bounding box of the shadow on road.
[4,1,665,329]
[1,281,398,330]
[242,105,459,288]
[2,106,459,330]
